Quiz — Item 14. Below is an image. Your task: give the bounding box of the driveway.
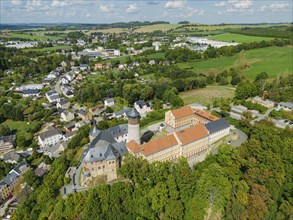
[231,128,248,147]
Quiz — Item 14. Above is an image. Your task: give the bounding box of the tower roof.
[126,108,140,119]
[89,126,100,137]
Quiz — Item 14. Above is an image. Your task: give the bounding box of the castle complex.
[81,106,230,184]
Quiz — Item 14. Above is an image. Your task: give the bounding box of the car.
[8,195,13,200]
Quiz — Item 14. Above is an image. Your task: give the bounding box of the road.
[251,108,274,125]
[231,128,248,147]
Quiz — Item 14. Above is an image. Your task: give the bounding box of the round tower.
[126,108,140,144]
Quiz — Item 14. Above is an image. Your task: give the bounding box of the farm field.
[134,24,182,32]
[207,33,276,43]
[22,45,71,52]
[178,46,293,80]
[180,86,235,106]
[0,32,62,41]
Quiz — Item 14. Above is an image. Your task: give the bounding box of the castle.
[81,106,230,184]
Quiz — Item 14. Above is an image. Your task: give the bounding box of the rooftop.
[175,124,208,145]
[171,106,194,119]
[194,109,219,121]
[141,134,178,156]
[205,118,230,135]
[39,127,62,141]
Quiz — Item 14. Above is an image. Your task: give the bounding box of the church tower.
[89,125,99,142]
[126,108,140,144]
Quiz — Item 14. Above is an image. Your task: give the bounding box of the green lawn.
[179,46,293,80]
[180,86,235,106]
[22,45,71,52]
[2,120,36,132]
[207,33,276,43]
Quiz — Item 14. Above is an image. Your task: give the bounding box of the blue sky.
[1,0,292,24]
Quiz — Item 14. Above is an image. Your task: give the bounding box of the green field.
[2,120,36,132]
[179,46,293,80]
[180,86,235,106]
[134,24,182,32]
[0,33,63,41]
[22,45,71,52]
[207,33,276,43]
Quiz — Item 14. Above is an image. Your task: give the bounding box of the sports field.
[178,46,292,80]
[207,33,276,43]
[180,86,235,106]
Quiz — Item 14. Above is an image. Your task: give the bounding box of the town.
[0,1,292,218]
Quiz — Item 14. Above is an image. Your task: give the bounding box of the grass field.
[134,24,182,33]
[180,86,235,106]
[2,120,36,132]
[22,45,71,52]
[178,46,293,80]
[207,33,276,43]
[0,33,62,41]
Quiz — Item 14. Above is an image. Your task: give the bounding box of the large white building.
[38,127,63,148]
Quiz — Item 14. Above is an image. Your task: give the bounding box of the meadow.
[0,32,62,41]
[178,46,293,80]
[207,33,276,43]
[180,86,235,106]
[134,24,182,32]
[22,45,71,52]
[3,120,37,132]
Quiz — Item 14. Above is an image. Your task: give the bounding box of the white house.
[15,84,44,92]
[152,41,162,51]
[60,110,75,122]
[134,100,152,117]
[104,98,115,107]
[38,127,63,148]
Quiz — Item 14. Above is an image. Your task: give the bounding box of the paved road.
[251,108,274,125]
[231,128,248,147]
[141,121,163,134]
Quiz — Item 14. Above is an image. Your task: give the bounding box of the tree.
[0,124,11,136]
[235,83,258,100]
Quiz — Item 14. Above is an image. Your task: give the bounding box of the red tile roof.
[194,109,219,121]
[126,140,142,154]
[175,124,208,145]
[171,106,194,119]
[141,134,178,156]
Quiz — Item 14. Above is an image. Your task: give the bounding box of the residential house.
[104,98,115,108]
[35,162,50,177]
[112,107,131,119]
[149,60,156,65]
[134,100,152,117]
[2,151,21,164]
[38,126,63,148]
[63,130,77,141]
[60,110,75,122]
[57,98,70,109]
[94,63,103,70]
[80,64,88,71]
[0,162,30,202]
[0,135,16,155]
[15,84,44,92]
[77,109,92,121]
[46,90,61,103]
[22,89,40,97]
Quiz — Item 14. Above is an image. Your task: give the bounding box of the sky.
[1,0,292,24]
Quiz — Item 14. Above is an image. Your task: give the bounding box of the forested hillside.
[12,120,293,219]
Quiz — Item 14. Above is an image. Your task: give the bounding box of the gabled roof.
[175,124,208,145]
[204,118,230,135]
[106,124,128,138]
[39,127,62,141]
[141,134,178,156]
[170,106,194,119]
[126,140,143,154]
[194,109,219,121]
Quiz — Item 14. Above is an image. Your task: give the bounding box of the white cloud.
[261,2,289,12]
[126,3,139,14]
[215,0,253,13]
[25,0,44,11]
[85,13,91,18]
[165,0,186,9]
[51,0,68,8]
[99,4,114,13]
[215,2,226,7]
[11,0,21,5]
